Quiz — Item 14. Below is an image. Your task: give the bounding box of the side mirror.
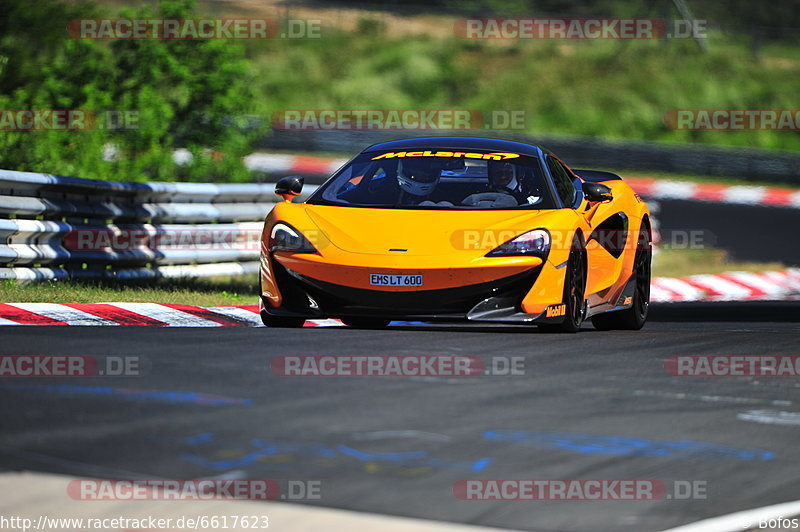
[275,176,304,202]
[582,182,613,203]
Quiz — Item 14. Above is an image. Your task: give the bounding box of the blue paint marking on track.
[483,430,775,460]
[335,445,492,472]
[182,440,338,471]
[336,445,428,462]
[181,450,285,471]
[0,383,253,406]
[180,434,493,472]
[185,433,214,445]
[470,457,493,471]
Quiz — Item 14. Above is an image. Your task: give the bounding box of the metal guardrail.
[0,169,318,282]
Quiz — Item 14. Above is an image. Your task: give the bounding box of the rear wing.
[573,169,623,182]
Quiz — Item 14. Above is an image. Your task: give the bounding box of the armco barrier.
[0,169,315,282]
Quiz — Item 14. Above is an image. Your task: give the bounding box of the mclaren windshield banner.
[371,151,522,161]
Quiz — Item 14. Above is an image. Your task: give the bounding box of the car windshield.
[307,151,558,210]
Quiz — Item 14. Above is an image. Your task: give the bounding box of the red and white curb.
[0,301,348,328]
[0,302,264,327]
[626,177,800,208]
[0,269,797,326]
[244,152,800,209]
[650,268,800,303]
[244,152,347,176]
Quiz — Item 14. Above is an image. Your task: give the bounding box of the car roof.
[363,137,546,158]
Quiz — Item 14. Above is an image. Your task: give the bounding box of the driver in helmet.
[397,159,452,206]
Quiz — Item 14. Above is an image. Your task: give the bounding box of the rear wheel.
[538,239,586,333]
[591,228,651,331]
[341,318,391,329]
[260,311,306,328]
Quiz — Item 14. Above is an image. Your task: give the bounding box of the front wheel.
[591,229,651,331]
[538,240,586,333]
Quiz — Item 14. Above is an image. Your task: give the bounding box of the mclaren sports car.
[259,137,652,332]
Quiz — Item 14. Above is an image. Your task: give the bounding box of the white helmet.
[397,159,440,197]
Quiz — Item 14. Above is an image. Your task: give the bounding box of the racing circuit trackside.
[1,299,800,531]
[2,167,800,531]
[4,1,800,530]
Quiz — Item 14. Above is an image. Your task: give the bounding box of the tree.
[0,0,261,182]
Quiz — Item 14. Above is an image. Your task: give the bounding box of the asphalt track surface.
[1,301,799,532]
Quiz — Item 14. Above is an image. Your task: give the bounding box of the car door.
[549,157,626,297]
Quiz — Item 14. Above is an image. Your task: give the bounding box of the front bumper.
[262,260,570,324]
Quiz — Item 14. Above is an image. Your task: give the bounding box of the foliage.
[248,24,800,151]
[0,0,260,181]
[1,0,799,183]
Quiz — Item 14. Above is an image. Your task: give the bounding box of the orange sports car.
[259,137,651,332]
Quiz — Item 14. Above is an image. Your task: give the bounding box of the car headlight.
[269,223,318,253]
[486,229,550,258]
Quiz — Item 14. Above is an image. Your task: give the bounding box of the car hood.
[303,204,566,256]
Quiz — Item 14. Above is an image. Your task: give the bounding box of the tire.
[260,311,306,328]
[341,318,391,329]
[538,239,586,333]
[591,228,651,331]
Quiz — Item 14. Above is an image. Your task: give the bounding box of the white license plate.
[369,274,423,287]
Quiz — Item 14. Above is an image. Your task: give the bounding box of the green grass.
[246,25,800,152]
[618,170,798,189]
[0,276,260,306]
[653,247,786,277]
